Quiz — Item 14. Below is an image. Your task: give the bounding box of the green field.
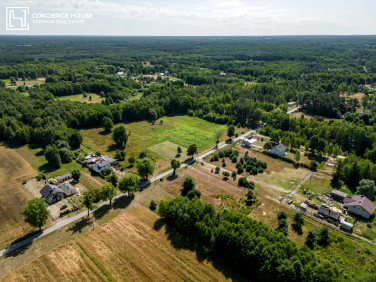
[3,78,45,87]
[80,116,228,159]
[57,93,104,104]
[148,141,187,160]
[15,144,82,179]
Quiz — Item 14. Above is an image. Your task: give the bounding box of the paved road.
[287,106,301,114]
[0,129,256,257]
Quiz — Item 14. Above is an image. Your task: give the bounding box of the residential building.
[101,155,116,164]
[40,184,65,204]
[300,202,308,212]
[90,160,111,174]
[345,195,375,219]
[60,183,76,197]
[270,144,287,157]
[288,101,297,107]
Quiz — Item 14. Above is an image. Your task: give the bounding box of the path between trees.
[0,129,256,257]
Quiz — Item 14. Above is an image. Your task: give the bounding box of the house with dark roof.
[345,195,376,219]
[56,173,72,183]
[101,155,116,164]
[60,183,76,197]
[330,189,348,202]
[40,184,65,204]
[317,207,341,221]
[90,159,111,174]
[270,144,287,157]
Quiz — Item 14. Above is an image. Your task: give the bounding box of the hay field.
[0,144,38,247]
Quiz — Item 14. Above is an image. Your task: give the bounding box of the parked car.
[60,204,68,211]
[288,200,293,205]
[201,162,204,166]
[22,180,27,185]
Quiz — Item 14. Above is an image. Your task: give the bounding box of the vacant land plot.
[148,141,187,160]
[2,242,106,282]
[57,93,104,104]
[15,144,82,179]
[3,78,45,88]
[78,205,229,281]
[0,144,38,247]
[81,116,228,159]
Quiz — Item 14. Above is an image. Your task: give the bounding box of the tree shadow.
[67,217,90,234]
[4,242,32,258]
[106,144,119,152]
[167,174,178,181]
[38,163,57,174]
[113,194,134,210]
[153,218,165,231]
[99,130,111,135]
[93,204,111,220]
[291,224,303,235]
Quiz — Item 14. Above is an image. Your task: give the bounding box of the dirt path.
[281,171,312,203]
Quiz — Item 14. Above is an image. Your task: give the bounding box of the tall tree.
[171,159,181,175]
[21,198,50,230]
[100,183,117,205]
[118,173,140,196]
[187,144,198,159]
[112,126,128,147]
[83,191,94,217]
[356,179,376,201]
[136,158,155,179]
[44,144,61,168]
[103,117,114,133]
[227,125,235,139]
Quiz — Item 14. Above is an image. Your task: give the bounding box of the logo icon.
[6,7,29,30]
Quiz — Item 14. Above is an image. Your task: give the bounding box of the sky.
[0,0,375,36]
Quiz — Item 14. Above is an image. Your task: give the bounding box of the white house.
[288,101,297,107]
[90,160,111,174]
[116,72,124,76]
[270,144,287,157]
[157,73,165,77]
[345,195,375,219]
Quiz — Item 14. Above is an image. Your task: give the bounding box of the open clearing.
[81,116,229,159]
[57,93,104,104]
[2,205,230,282]
[0,144,38,247]
[1,242,106,282]
[148,141,187,160]
[3,78,45,88]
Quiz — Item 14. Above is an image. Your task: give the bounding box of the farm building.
[288,101,297,107]
[157,73,165,77]
[240,137,257,147]
[318,207,341,221]
[340,220,353,232]
[330,189,348,202]
[55,173,72,183]
[344,195,375,219]
[40,184,65,204]
[270,144,287,157]
[116,72,124,76]
[90,160,111,174]
[60,183,76,197]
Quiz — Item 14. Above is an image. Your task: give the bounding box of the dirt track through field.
[0,144,38,247]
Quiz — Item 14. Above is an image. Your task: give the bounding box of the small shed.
[300,202,308,212]
[60,183,76,197]
[56,173,72,183]
[340,220,353,232]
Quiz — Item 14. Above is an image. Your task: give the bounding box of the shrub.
[219,151,225,158]
[231,155,237,163]
[187,189,201,200]
[149,200,157,210]
[215,166,220,173]
[238,177,249,187]
[183,176,195,194]
[237,166,244,174]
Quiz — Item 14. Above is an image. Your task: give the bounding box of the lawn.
[15,144,82,179]
[81,116,228,160]
[3,78,45,87]
[57,93,104,104]
[300,172,333,195]
[148,141,187,160]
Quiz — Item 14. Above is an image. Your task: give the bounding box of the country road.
[0,129,256,257]
[287,105,301,114]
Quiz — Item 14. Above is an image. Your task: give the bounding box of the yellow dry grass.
[1,242,106,282]
[0,144,39,247]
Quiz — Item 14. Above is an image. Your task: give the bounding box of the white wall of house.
[270,149,286,157]
[348,205,371,219]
